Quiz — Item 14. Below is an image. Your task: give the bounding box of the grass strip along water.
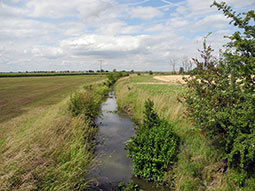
[115,75,255,191]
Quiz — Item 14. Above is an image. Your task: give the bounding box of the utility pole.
[99,60,103,75]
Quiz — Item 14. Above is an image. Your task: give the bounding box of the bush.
[105,72,128,87]
[125,100,179,182]
[68,87,101,125]
[184,2,255,173]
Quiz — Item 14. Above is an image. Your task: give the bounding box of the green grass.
[136,84,185,96]
[115,76,251,191]
[129,75,159,83]
[0,75,107,191]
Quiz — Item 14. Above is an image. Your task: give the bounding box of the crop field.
[0,75,105,123]
[0,72,107,78]
[153,75,188,84]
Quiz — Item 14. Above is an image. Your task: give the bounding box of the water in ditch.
[91,91,170,191]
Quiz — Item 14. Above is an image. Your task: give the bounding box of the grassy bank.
[0,76,107,190]
[115,75,254,191]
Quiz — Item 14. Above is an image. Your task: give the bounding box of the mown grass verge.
[0,75,105,123]
[0,81,109,190]
[115,75,255,191]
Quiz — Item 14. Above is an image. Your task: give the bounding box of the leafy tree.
[184,1,255,175]
[179,67,184,74]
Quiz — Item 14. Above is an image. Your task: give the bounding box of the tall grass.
[0,83,109,190]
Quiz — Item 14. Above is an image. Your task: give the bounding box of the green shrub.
[68,87,101,124]
[117,182,142,191]
[95,83,109,97]
[105,72,128,87]
[184,2,255,175]
[125,100,179,182]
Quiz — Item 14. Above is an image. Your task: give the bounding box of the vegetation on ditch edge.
[125,99,179,182]
[183,2,255,189]
[0,82,109,191]
[105,71,129,87]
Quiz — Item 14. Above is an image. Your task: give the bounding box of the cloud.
[0,2,25,18]
[129,6,162,19]
[31,46,64,59]
[195,14,230,29]
[60,34,147,57]
[95,21,141,35]
[167,17,189,28]
[0,0,254,72]
[0,17,59,42]
[25,0,114,19]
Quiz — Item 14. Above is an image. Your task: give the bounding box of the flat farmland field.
[0,75,105,123]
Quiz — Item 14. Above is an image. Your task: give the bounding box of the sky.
[0,0,254,72]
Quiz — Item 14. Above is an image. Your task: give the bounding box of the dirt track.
[154,75,188,84]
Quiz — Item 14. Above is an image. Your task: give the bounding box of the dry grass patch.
[153,75,188,84]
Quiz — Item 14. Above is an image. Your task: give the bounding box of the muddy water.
[92,91,170,191]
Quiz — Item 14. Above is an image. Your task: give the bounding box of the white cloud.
[31,46,64,59]
[60,34,145,54]
[145,24,165,32]
[129,6,162,19]
[167,17,189,28]
[95,21,141,35]
[0,2,25,18]
[195,14,230,29]
[25,0,114,19]
[0,18,58,41]
[0,0,253,72]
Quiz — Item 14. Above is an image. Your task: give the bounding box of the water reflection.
[91,91,170,191]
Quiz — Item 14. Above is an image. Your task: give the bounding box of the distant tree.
[188,60,193,71]
[170,58,177,73]
[113,69,117,72]
[179,67,184,74]
[182,57,189,72]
